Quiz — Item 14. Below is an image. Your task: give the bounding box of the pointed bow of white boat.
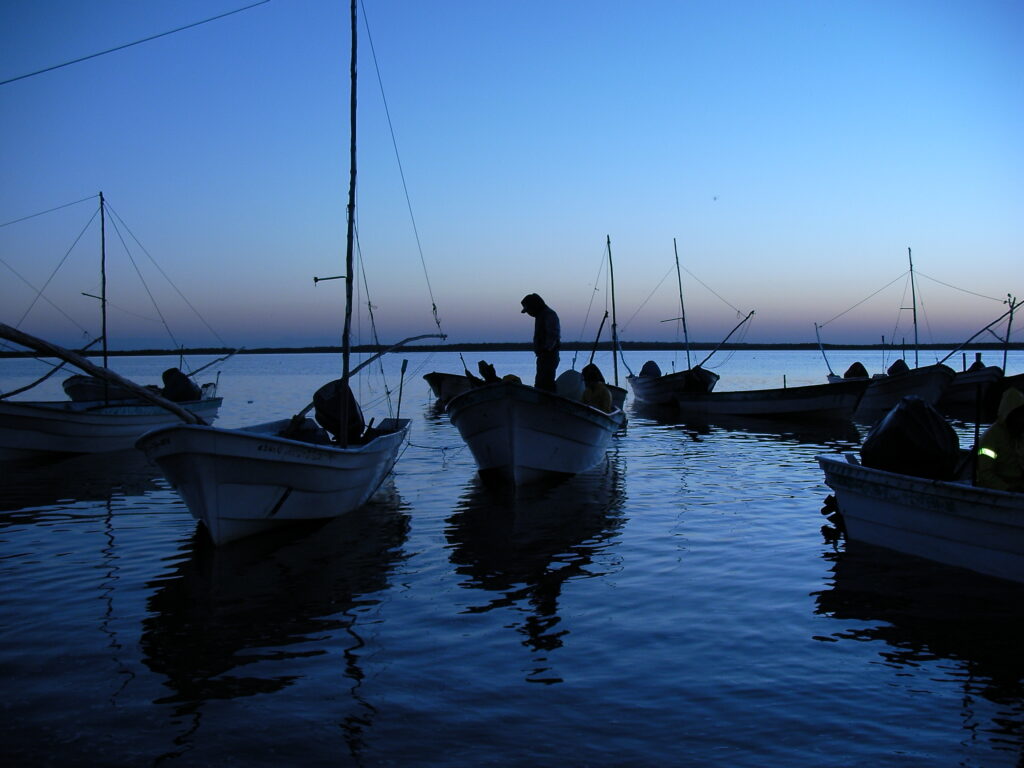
[817,453,1024,584]
[136,417,410,545]
[447,382,625,486]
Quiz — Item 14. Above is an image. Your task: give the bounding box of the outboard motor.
[860,396,960,480]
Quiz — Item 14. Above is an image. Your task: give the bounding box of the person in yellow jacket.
[581,363,613,412]
[977,387,1024,492]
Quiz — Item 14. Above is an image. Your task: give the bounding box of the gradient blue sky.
[1,0,1021,350]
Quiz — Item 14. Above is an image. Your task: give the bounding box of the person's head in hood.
[520,293,545,317]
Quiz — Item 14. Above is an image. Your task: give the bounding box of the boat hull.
[0,397,223,460]
[674,379,868,419]
[447,382,624,485]
[423,372,473,405]
[626,368,719,405]
[136,417,410,545]
[818,453,1024,584]
[937,366,1004,419]
[851,364,955,419]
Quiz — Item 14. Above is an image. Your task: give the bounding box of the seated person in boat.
[581,363,613,412]
[977,387,1024,493]
[161,368,202,402]
[465,360,502,387]
[313,379,366,445]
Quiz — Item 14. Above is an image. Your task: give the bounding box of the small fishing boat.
[137,416,410,545]
[848,363,956,419]
[447,381,625,486]
[626,240,731,405]
[629,365,720,406]
[817,453,1024,584]
[937,364,1004,416]
[423,371,474,405]
[0,323,220,461]
[0,395,221,461]
[674,378,869,420]
[137,0,439,545]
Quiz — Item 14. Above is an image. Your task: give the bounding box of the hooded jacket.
[977,387,1024,492]
[521,294,560,353]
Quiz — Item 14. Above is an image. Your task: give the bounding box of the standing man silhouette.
[520,293,560,392]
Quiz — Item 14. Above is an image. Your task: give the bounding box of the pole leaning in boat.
[0,322,204,424]
[607,235,620,387]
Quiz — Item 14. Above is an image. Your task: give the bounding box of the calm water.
[1,349,1022,767]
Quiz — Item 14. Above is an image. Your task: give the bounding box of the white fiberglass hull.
[447,382,624,485]
[674,379,868,420]
[849,364,955,419]
[136,417,410,545]
[818,453,1024,584]
[0,397,222,460]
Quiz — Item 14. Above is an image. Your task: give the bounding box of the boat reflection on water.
[813,535,1024,753]
[140,484,409,760]
[0,448,162,515]
[632,402,864,449]
[444,460,625,684]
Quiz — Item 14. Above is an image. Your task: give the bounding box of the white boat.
[135,0,440,546]
[674,378,869,420]
[136,417,409,545]
[847,363,956,419]
[0,396,222,461]
[447,381,625,485]
[0,323,221,461]
[817,453,1024,584]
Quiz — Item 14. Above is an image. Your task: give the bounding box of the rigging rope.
[0,196,96,228]
[105,202,228,347]
[106,214,183,351]
[14,207,99,331]
[817,271,907,328]
[915,270,1004,303]
[0,1,271,87]
[360,0,444,337]
[0,256,91,335]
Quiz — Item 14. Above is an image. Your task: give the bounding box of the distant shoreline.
[2,340,1021,359]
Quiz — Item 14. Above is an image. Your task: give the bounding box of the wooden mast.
[908,246,919,368]
[673,237,692,370]
[99,191,108,371]
[339,0,358,446]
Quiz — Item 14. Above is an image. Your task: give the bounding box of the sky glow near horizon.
[1,0,1021,352]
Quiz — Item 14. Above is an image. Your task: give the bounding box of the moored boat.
[817,453,1024,584]
[135,0,440,545]
[847,363,955,420]
[447,381,624,486]
[424,371,473,405]
[674,378,868,420]
[137,417,409,545]
[627,365,720,406]
[0,395,221,461]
